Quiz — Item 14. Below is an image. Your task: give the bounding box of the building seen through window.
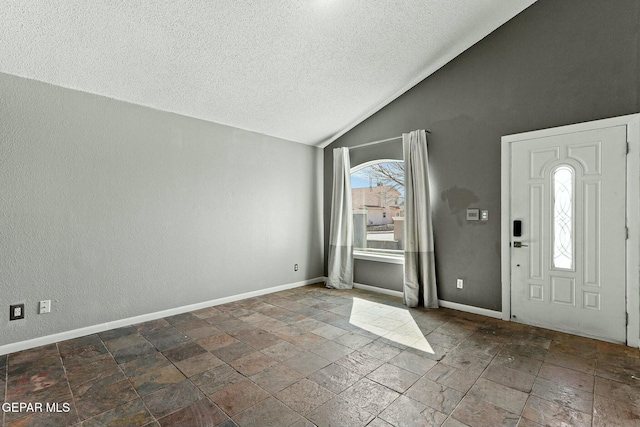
[350,160,404,255]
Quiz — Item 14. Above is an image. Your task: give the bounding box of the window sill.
[353,251,404,265]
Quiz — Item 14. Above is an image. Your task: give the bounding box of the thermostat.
[466,208,480,221]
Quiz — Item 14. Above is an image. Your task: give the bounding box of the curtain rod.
[349,129,431,150]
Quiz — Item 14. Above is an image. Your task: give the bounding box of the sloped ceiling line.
[1,0,536,146]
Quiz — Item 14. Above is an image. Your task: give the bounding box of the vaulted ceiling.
[1,1,536,146]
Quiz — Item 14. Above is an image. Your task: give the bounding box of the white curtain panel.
[327,147,354,289]
[403,130,438,308]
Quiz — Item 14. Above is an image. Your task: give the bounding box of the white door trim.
[501,113,640,348]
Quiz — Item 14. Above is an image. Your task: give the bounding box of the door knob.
[513,241,528,248]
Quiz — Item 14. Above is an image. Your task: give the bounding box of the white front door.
[509,125,627,343]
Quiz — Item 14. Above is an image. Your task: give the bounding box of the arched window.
[351,160,404,254]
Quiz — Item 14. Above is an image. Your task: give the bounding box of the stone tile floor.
[2,283,639,426]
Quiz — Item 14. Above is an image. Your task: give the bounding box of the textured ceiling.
[1,1,536,146]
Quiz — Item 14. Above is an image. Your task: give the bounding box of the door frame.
[501,113,640,347]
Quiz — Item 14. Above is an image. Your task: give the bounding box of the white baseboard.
[349,280,502,319]
[0,277,323,356]
[353,282,403,298]
[438,300,502,319]
[350,282,636,346]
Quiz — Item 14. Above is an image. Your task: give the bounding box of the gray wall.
[1,73,324,346]
[324,0,640,311]
[354,261,403,293]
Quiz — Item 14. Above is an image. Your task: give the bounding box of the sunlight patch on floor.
[349,297,434,354]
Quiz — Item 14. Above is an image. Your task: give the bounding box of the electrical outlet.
[39,300,51,314]
[294,264,299,271]
[456,279,464,289]
[10,304,25,320]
